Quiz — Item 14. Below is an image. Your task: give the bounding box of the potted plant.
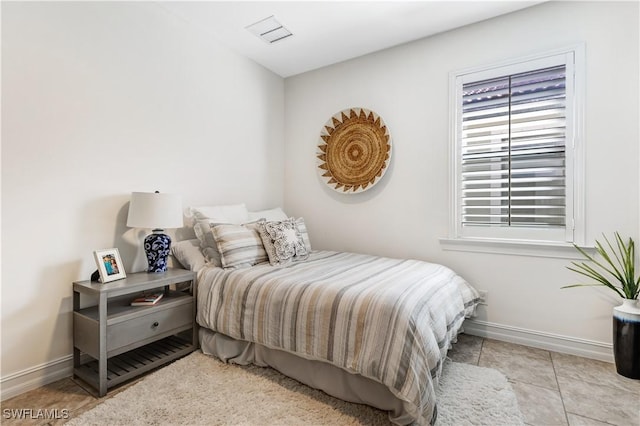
[563,232,640,379]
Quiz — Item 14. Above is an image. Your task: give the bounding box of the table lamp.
[126,191,183,272]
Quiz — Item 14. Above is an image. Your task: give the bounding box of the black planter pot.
[612,300,640,380]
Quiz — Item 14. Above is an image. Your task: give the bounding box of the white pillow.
[247,207,288,222]
[190,203,249,224]
[171,239,207,271]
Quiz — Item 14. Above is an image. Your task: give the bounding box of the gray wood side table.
[73,268,197,396]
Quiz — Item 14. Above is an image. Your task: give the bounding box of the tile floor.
[448,335,639,426]
[2,335,639,425]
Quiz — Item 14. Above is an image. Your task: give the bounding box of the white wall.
[2,0,637,400]
[1,2,284,397]
[284,1,639,358]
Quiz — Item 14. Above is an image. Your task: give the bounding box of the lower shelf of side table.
[74,335,194,396]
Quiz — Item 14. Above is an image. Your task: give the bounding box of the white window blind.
[448,46,585,249]
[461,65,567,228]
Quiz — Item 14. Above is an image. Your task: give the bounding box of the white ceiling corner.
[159,1,546,78]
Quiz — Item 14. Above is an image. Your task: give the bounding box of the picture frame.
[93,248,127,283]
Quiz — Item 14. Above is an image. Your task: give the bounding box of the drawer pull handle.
[152,321,159,328]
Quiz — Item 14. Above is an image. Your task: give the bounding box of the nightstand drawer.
[107,302,193,352]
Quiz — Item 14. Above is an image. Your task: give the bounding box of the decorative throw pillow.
[294,217,312,253]
[257,218,309,266]
[191,204,250,267]
[211,222,268,269]
[193,220,222,267]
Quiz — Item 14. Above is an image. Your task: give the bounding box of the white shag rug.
[68,351,523,426]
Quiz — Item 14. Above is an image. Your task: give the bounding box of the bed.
[172,204,480,425]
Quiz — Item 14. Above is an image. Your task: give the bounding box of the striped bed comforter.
[196,250,479,425]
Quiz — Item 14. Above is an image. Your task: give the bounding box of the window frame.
[445,45,586,256]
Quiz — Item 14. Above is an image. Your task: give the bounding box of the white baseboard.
[1,355,73,402]
[0,320,615,401]
[463,319,614,363]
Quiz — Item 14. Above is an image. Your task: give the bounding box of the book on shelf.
[131,292,164,306]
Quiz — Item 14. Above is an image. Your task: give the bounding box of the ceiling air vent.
[246,15,292,44]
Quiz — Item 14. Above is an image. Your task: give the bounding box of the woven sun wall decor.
[317,107,392,193]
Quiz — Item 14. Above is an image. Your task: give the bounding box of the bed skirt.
[199,327,417,425]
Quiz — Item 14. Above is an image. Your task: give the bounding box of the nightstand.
[72,268,197,396]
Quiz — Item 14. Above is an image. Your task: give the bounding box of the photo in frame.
[93,248,127,283]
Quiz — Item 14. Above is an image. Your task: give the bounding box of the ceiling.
[159,1,545,78]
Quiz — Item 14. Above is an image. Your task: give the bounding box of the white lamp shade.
[126,192,183,229]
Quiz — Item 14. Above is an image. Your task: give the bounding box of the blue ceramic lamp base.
[144,230,172,272]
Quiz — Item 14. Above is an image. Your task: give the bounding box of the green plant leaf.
[597,236,624,282]
[564,233,639,300]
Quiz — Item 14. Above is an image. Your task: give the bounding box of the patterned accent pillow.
[211,223,268,269]
[257,218,309,266]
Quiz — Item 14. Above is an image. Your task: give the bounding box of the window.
[448,46,585,249]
